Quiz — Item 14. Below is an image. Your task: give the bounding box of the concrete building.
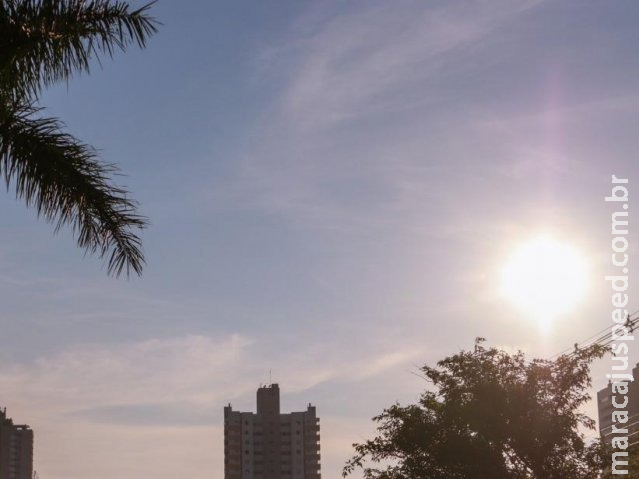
[224,384,321,479]
[0,409,33,479]
[597,362,639,447]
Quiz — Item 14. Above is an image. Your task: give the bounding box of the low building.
[0,408,33,479]
[224,384,321,479]
[597,362,639,447]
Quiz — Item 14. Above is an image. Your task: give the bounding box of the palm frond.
[0,101,146,276]
[0,0,159,98]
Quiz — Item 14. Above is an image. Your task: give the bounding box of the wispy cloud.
[279,0,543,129]
[212,0,546,231]
[0,335,254,415]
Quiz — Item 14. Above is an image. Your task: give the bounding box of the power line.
[549,311,639,360]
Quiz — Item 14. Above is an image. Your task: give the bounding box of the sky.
[1,0,639,478]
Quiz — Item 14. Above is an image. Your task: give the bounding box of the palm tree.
[0,0,158,276]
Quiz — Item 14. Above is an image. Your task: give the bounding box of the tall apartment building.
[224,384,321,479]
[0,408,33,479]
[597,362,639,447]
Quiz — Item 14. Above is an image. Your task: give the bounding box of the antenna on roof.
[269,369,272,385]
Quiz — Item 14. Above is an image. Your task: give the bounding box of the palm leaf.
[0,101,146,276]
[0,0,158,276]
[0,0,159,99]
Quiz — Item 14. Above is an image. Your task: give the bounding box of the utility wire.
[549,310,639,360]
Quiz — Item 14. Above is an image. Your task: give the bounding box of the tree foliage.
[344,339,607,479]
[0,0,158,276]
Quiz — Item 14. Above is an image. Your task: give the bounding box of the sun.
[500,236,589,330]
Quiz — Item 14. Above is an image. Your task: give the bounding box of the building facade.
[224,384,321,479]
[597,362,639,447]
[0,409,33,479]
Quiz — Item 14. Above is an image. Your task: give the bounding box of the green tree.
[0,0,158,276]
[344,339,607,479]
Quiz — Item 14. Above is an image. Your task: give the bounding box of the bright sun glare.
[500,236,589,331]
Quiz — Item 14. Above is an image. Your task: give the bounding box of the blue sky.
[1,0,639,477]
